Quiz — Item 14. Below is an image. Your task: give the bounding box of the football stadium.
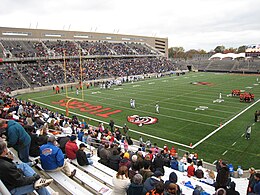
[0,26,260,194]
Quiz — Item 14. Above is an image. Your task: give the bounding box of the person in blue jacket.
[40,136,76,178]
[0,119,31,163]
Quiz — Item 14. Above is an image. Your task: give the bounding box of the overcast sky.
[1,0,260,51]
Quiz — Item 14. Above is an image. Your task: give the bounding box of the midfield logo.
[127,115,158,126]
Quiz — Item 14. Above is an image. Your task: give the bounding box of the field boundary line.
[28,99,191,148]
[192,98,260,149]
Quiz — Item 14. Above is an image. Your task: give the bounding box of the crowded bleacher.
[0,92,257,195]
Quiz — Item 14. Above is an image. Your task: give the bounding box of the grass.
[17,72,260,169]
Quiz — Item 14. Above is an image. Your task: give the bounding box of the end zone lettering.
[52,99,122,118]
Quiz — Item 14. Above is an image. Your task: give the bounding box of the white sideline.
[192,98,260,148]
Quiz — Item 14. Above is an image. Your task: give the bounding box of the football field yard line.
[28,98,191,148]
[192,98,260,149]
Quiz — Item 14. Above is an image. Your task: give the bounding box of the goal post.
[63,49,84,101]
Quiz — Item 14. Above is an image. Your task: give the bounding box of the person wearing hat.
[65,135,78,160]
[76,143,93,166]
[143,170,164,194]
[215,161,229,190]
[0,119,31,163]
[119,152,131,169]
[40,136,76,178]
[164,171,181,195]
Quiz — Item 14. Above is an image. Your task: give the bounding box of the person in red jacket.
[65,135,78,160]
[187,162,195,177]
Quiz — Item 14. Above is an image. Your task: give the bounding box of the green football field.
[17,72,260,169]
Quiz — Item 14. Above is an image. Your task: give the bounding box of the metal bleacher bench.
[66,163,112,195]
[37,164,93,195]
[71,159,114,188]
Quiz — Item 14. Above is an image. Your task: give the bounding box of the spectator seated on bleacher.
[108,149,121,171]
[119,152,132,169]
[65,135,78,160]
[143,170,164,194]
[195,166,204,179]
[153,152,165,175]
[140,160,154,183]
[200,170,215,186]
[112,165,131,195]
[25,125,41,157]
[164,171,181,195]
[170,157,179,170]
[0,139,53,195]
[187,162,195,177]
[40,136,76,178]
[57,135,70,153]
[127,173,144,195]
[165,183,179,195]
[99,142,111,166]
[76,143,93,166]
[146,180,165,195]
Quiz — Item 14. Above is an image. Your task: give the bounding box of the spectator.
[226,181,239,195]
[0,119,31,162]
[237,166,243,178]
[164,171,181,195]
[99,142,111,166]
[143,170,164,194]
[40,136,76,178]
[109,149,122,171]
[109,119,115,132]
[26,125,41,157]
[57,135,70,153]
[76,143,93,166]
[140,160,154,183]
[215,188,227,195]
[127,173,143,195]
[119,152,132,169]
[195,166,204,179]
[153,152,165,174]
[253,173,260,195]
[248,167,257,194]
[145,181,164,195]
[112,165,131,195]
[165,183,179,195]
[65,135,78,160]
[0,140,53,195]
[201,170,215,186]
[187,162,195,177]
[215,161,229,190]
[34,114,45,128]
[170,157,178,170]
